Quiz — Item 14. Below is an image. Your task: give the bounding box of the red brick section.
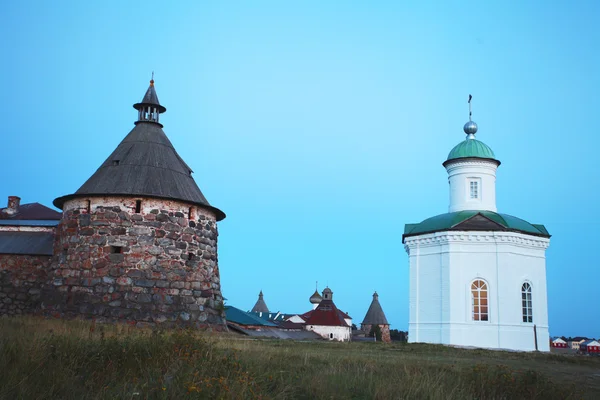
[361,323,391,343]
[43,204,225,329]
[0,254,52,315]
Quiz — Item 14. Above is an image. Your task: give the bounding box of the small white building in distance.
[403,97,551,352]
[304,288,352,341]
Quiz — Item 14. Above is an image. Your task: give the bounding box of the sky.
[1,0,598,338]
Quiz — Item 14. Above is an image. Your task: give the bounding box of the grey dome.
[309,290,322,304]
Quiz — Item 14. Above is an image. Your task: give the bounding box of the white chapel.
[403,98,551,352]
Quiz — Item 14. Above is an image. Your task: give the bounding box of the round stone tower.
[45,78,226,328]
[361,292,391,343]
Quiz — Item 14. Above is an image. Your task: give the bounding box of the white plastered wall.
[446,159,498,213]
[63,197,215,220]
[406,231,550,352]
[306,325,351,342]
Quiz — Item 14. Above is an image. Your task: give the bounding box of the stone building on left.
[0,197,61,315]
[0,78,227,328]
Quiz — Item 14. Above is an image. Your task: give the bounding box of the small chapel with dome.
[403,97,551,352]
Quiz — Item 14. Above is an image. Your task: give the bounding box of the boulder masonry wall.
[0,254,52,316]
[43,197,225,329]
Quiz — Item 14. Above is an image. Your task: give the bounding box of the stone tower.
[361,292,391,342]
[251,291,269,313]
[44,78,227,328]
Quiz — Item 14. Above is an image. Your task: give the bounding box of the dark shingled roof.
[362,292,389,325]
[0,231,55,255]
[251,291,269,313]
[53,82,225,221]
[133,80,166,113]
[0,203,61,221]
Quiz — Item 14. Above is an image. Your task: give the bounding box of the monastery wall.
[42,196,226,329]
[307,325,351,341]
[0,254,52,316]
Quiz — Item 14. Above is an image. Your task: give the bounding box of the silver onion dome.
[309,290,322,304]
[463,121,478,135]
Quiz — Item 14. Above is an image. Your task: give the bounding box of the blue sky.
[1,1,598,338]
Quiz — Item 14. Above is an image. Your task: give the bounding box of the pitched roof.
[251,311,291,322]
[228,325,322,340]
[304,300,349,327]
[224,306,277,327]
[581,340,600,346]
[0,231,55,255]
[53,85,225,220]
[569,337,589,342]
[0,203,61,221]
[0,220,59,227]
[251,291,269,313]
[277,320,307,330]
[362,292,389,325]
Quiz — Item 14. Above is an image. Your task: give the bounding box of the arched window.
[522,282,533,323]
[471,280,488,321]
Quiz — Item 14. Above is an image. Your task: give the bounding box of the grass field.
[0,317,598,399]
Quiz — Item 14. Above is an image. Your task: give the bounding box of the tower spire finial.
[463,94,478,138]
[468,94,472,121]
[134,76,166,125]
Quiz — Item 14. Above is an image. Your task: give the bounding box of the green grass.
[0,317,598,399]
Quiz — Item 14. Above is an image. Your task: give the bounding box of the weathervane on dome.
[468,94,472,121]
[464,94,478,138]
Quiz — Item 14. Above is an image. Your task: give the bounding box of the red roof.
[301,308,351,323]
[0,203,61,220]
[304,300,349,327]
[299,310,312,321]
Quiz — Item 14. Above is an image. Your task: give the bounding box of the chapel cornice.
[444,159,499,172]
[404,230,550,251]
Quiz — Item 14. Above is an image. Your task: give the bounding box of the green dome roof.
[403,210,550,240]
[447,138,496,162]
